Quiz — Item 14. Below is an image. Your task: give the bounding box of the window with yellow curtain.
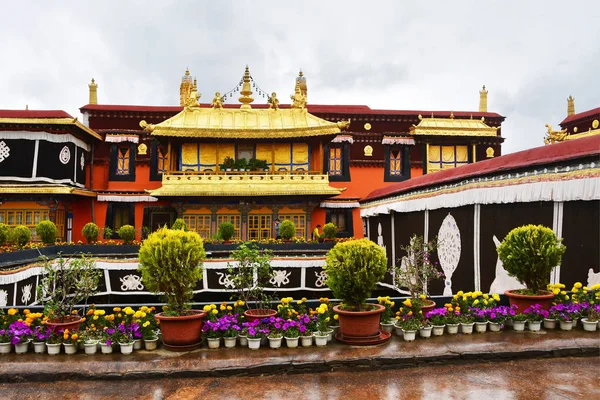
[217,215,241,240]
[116,146,131,175]
[389,148,402,175]
[0,209,49,240]
[248,215,272,241]
[427,145,469,173]
[183,214,211,239]
[329,147,342,175]
[157,146,168,174]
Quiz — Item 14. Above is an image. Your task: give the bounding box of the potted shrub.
[228,244,277,322]
[395,235,444,315]
[36,220,57,245]
[221,156,235,172]
[219,222,235,243]
[138,227,207,351]
[82,222,99,243]
[103,226,113,240]
[0,223,10,245]
[233,158,247,172]
[12,225,31,248]
[398,317,420,342]
[322,222,337,241]
[279,220,296,242]
[171,218,188,231]
[582,304,599,332]
[37,254,102,332]
[118,224,136,244]
[81,330,100,355]
[326,238,388,341]
[497,224,566,312]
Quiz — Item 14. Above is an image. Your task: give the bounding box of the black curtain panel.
[0,139,35,178]
[37,141,76,181]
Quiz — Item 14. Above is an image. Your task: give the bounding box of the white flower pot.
[120,342,134,355]
[460,323,474,334]
[33,342,46,354]
[84,342,98,355]
[100,343,113,354]
[144,338,158,351]
[300,335,313,347]
[543,318,556,330]
[446,324,459,335]
[419,326,432,338]
[0,342,11,355]
[285,337,299,348]
[512,321,526,331]
[581,318,598,332]
[326,329,334,343]
[47,343,61,355]
[572,318,578,328]
[489,322,502,332]
[133,339,142,350]
[402,329,417,342]
[380,322,394,333]
[238,336,248,347]
[559,320,573,331]
[432,325,445,336]
[314,334,328,347]
[528,320,542,332]
[268,337,282,349]
[394,324,404,337]
[63,343,77,355]
[247,338,261,350]
[15,342,29,354]
[223,336,237,348]
[475,322,488,333]
[207,338,221,349]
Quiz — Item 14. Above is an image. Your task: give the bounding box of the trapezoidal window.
[427,145,470,174]
[329,147,342,176]
[389,148,402,176]
[109,143,136,181]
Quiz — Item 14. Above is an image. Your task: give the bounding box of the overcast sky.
[1,1,599,153]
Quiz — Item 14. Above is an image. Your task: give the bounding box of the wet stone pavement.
[1,357,599,399]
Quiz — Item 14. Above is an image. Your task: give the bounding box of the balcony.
[147,170,343,197]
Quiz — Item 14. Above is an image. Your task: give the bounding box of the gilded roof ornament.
[268,92,280,110]
[567,95,575,116]
[291,85,307,109]
[139,120,155,132]
[336,119,351,130]
[479,85,488,112]
[544,124,569,145]
[184,88,201,110]
[238,66,254,110]
[212,92,224,109]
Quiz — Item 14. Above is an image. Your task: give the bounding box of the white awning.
[97,194,157,202]
[382,136,415,145]
[105,134,139,144]
[331,135,354,144]
[320,201,360,209]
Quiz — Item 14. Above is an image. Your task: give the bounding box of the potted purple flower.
[267,316,284,349]
[221,314,241,348]
[32,325,49,354]
[470,308,489,333]
[487,306,511,332]
[0,328,11,354]
[282,320,301,348]
[550,304,579,331]
[242,319,269,350]
[522,304,548,332]
[203,319,222,349]
[298,314,314,347]
[8,321,32,354]
[426,308,448,336]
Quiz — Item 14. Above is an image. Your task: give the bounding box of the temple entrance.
[150,212,172,231]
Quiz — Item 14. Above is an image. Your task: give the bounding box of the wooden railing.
[167,169,322,176]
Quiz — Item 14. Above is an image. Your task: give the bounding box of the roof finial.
[567,95,575,116]
[88,78,98,105]
[296,69,307,99]
[238,65,254,110]
[180,68,194,107]
[479,85,488,112]
[450,111,455,119]
[25,104,28,110]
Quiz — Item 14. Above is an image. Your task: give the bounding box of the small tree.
[171,218,188,231]
[322,222,337,240]
[279,220,296,240]
[36,220,57,244]
[138,227,206,316]
[12,225,31,248]
[227,244,274,310]
[497,224,566,294]
[103,226,113,240]
[395,235,444,299]
[0,223,10,245]
[219,222,235,241]
[82,222,99,243]
[325,238,387,310]
[37,254,102,321]
[118,225,136,244]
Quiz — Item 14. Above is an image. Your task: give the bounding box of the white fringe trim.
[361,177,600,217]
[0,131,90,151]
[320,201,360,209]
[382,137,415,145]
[331,135,354,144]
[97,195,158,202]
[105,135,139,144]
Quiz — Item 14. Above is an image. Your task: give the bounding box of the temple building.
[0,67,505,242]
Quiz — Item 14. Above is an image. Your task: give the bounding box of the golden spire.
[567,95,575,116]
[88,78,98,105]
[180,68,193,107]
[238,66,254,110]
[296,70,307,98]
[479,85,488,112]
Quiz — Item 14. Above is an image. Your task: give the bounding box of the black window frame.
[324,143,350,182]
[109,143,136,182]
[325,208,354,238]
[384,145,411,182]
[104,203,135,239]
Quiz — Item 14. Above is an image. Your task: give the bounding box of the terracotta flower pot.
[334,304,385,338]
[420,299,437,315]
[155,310,206,351]
[244,309,277,323]
[46,316,83,333]
[504,290,554,313]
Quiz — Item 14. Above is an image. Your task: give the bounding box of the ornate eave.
[147,173,344,197]
[409,114,499,137]
[0,117,102,141]
[564,128,600,141]
[0,185,96,197]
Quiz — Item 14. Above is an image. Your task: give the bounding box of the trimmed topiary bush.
[171,218,188,231]
[36,220,57,244]
[118,225,136,244]
[218,222,235,242]
[103,226,113,240]
[0,223,9,245]
[497,224,566,294]
[138,227,206,315]
[322,222,337,239]
[12,225,32,248]
[82,222,99,243]
[279,220,296,240]
[325,238,388,310]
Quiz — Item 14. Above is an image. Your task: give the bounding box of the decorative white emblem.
[80,152,85,170]
[0,289,7,307]
[489,235,525,294]
[59,146,71,164]
[21,284,32,304]
[216,272,235,289]
[120,274,144,291]
[0,141,10,163]
[437,213,461,296]
[588,268,600,287]
[269,270,291,287]
[315,270,328,288]
[377,223,386,252]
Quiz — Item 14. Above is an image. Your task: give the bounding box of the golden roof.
[147,172,343,197]
[0,117,102,140]
[140,66,350,139]
[409,113,499,137]
[0,185,96,197]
